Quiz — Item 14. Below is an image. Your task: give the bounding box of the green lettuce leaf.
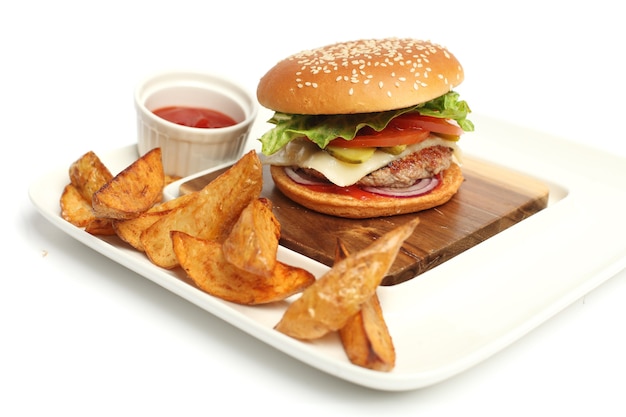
[259,91,474,155]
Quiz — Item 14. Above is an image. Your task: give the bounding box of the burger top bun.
[257,38,465,115]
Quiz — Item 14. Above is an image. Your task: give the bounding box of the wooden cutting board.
[180,157,549,286]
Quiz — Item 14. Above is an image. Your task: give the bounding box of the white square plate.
[29,114,626,391]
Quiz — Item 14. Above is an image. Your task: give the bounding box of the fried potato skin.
[113,192,196,251]
[141,150,263,269]
[334,239,396,371]
[60,184,95,227]
[222,198,280,278]
[339,293,395,371]
[62,151,113,227]
[275,217,419,340]
[69,151,113,202]
[84,218,116,236]
[92,148,165,220]
[172,231,315,305]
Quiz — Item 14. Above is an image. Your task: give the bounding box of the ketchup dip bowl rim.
[134,69,258,177]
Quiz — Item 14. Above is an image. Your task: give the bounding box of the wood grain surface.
[180,157,549,286]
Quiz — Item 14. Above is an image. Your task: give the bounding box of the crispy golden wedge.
[113,192,196,251]
[172,231,315,305]
[141,151,263,269]
[222,198,280,278]
[334,240,396,371]
[275,217,419,340]
[60,183,96,227]
[68,150,113,202]
[62,150,113,227]
[84,218,116,236]
[92,148,164,220]
[339,291,395,371]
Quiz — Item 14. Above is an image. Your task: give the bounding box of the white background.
[3,1,625,416]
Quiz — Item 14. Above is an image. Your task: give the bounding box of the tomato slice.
[327,127,430,148]
[326,113,461,148]
[389,113,463,136]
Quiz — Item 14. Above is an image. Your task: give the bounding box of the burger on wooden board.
[257,38,474,218]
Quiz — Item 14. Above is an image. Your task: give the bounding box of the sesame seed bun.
[257,38,465,115]
[269,163,464,219]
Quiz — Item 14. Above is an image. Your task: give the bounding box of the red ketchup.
[153,106,237,128]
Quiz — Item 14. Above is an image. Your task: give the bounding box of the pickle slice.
[325,146,376,164]
[379,145,407,155]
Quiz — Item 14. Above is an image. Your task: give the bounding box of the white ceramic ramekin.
[134,70,258,177]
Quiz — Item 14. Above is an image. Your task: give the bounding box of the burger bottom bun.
[269,163,464,219]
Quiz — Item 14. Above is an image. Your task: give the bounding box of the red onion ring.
[285,166,439,198]
[284,167,329,185]
[361,177,439,197]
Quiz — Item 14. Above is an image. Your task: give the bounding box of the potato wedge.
[92,148,164,220]
[172,231,315,305]
[60,183,95,227]
[275,217,419,340]
[69,150,114,202]
[62,150,112,228]
[339,292,395,371]
[334,240,396,371]
[84,218,116,236]
[113,192,196,251]
[222,198,280,278]
[141,150,263,269]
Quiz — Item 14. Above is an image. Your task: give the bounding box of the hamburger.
[257,38,474,218]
